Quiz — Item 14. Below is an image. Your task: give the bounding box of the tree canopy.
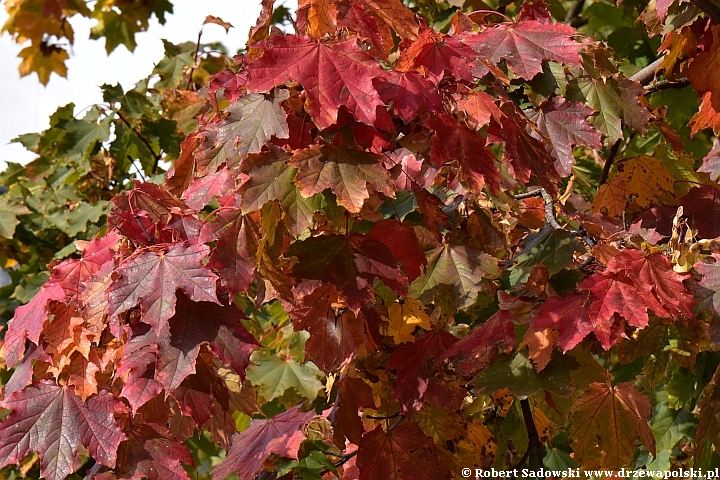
[2,0,720,479]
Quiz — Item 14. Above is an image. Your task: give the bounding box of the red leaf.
[289,141,394,213]
[0,381,127,480]
[438,310,515,376]
[49,232,121,297]
[4,282,65,368]
[425,114,502,194]
[369,219,428,282]
[490,103,560,195]
[109,423,194,480]
[247,35,388,129]
[211,405,318,480]
[374,70,443,123]
[462,20,582,80]
[394,29,475,81]
[289,284,365,371]
[388,329,457,415]
[531,292,594,352]
[698,138,720,181]
[456,90,505,130]
[357,422,448,480]
[332,376,376,446]
[679,184,720,238]
[287,233,407,312]
[156,293,257,393]
[181,168,239,210]
[106,243,220,334]
[526,97,602,177]
[411,183,451,241]
[199,208,260,298]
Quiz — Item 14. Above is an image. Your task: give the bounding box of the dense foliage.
[2,0,720,479]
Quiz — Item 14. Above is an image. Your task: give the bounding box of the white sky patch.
[0,1,299,170]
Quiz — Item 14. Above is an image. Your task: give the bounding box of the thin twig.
[127,155,147,181]
[185,27,204,91]
[133,215,155,244]
[116,112,161,172]
[520,399,544,471]
[645,77,690,92]
[598,139,621,186]
[630,57,663,86]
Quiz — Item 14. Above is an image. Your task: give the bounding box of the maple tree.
[3,0,720,478]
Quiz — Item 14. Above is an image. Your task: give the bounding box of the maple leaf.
[297,0,338,38]
[369,219,428,282]
[287,233,407,312]
[690,91,720,136]
[246,348,326,401]
[373,70,443,123]
[388,329,457,415]
[211,406,318,480]
[49,231,121,297]
[566,73,650,142]
[698,138,720,181]
[4,282,65,368]
[409,240,500,310]
[686,24,720,112]
[580,271,660,345]
[614,155,674,208]
[181,167,238,210]
[289,284,366,370]
[678,185,720,238]
[357,422,448,480]
[491,105,560,196]
[592,177,631,217]
[247,35,388,129]
[0,195,31,239]
[355,0,419,41]
[237,145,298,213]
[0,381,127,480]
[456,89,505,131]
[425,114,502,193]
[531,292,594,352]
[336,2,393,59]
[461,20,582,80]
[438,310,516,376]
[332,375,376,445]
[199,208,259,298]
[289,141,394,213]
[607,250,694,319]
[382,298,432,344]
[394,29,475,81]
[109,423,194,480]
[526,97,602,176]
[570,382,655,469]
[196,90,290,174]
[509,225,586,284]
[155,293,258,393]
[694,254,720,315]
[106,242,220,334]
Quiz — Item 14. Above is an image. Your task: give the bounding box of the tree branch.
[690,0,720,23]
[630,57,663,86]
[520,399,544,471]
[644,77,691,93]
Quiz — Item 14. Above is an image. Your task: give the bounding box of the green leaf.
[409,241,500,310]
[650,399,695,451]
[152,40,194,89]
[509,225,585,285]
[0,197,31,239]
[246,350,325,401]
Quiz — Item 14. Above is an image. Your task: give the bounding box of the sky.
[0,1,293,170]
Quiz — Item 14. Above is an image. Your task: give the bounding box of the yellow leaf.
[592,177,630,217]
[18,43,68,85]
[382,298,432,343]
[615,155,674,208]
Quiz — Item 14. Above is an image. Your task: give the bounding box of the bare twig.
[630,57,663,86]
[598,139,621,186]
[185,27,204,91]
[520,399,544,471]
[127,155,147,181]
[645,77,690,92]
